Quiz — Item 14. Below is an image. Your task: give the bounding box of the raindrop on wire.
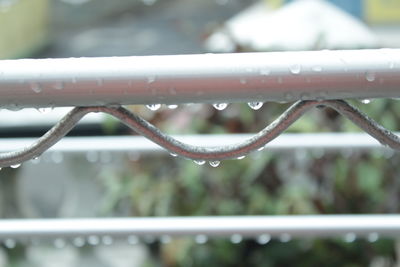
[146,104,161,111]
[73,237,85,247]
[195,235,208,244]
[30,82,42,93]
[127,235,139,245]
[279,233,291,243]
[230,234,243,244]
[312,65,322,72]
[167,104,178,109]
[367,232,379,243]
[209,161,220,167]
[101,236,113,245]
[237,156,245,160]
[361,99,371,104]
[365,71,376,82]
[344,233,356,243]
[248,102,263,110]
[54,238,66,249]
[4,239,16,249]
[170,152,178,157]
[87,235,100,246]
[213,103,228,111]
[194,160,206,165]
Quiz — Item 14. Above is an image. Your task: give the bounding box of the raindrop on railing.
[160,235,172,244]
[256,234,271,245]
[213,103,228,111]
[4,239,16,249]
[127,235,139,245]
[195,235,208,244]
[257,146,265,151]
[101,236,113,245]
[37,108,52,114]
[312,66,322,72]
[248,102,263,110]
[146,104,161,111]
[54,238,66,249]
[365,71,376,82]
[52,81,64,90]
[51,151,64,164]
[147,75,156,84]
[367,232,379,243]
[260,68,270,76]
[361,99,371,104]
[167,104,178,109]
[170,152,178,157]
[86,151,98,163]
[88,235,100,246]
[72,237,85,247]
[344,232,356,243]
[289,64,301,75]
[230,234,243,244]
[10,163,21,169]
[237,156,245,160]
[279,233,291,243]
[209,161,220,167]
[30,82,42,93]
[194,160,206,165]
[389,61,395,69]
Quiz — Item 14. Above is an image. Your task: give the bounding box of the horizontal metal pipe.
[0,215,397,239]
[0,133,389,154]
[0,49,399,108]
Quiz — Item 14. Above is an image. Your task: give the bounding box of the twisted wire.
[0,100,399,167]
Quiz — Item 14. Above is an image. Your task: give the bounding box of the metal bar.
[0,133,388,153]
[0,215,398,239]
[0,49,399,108]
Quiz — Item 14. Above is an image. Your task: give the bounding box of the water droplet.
[167,104,178,109]
[312,65,322,72]
[101,236,113,245]
[10,163,21,169]
[160,235,172,244]
[127,235,139,245]
[237,156,245,160]
[239,78,247,84]
[170,152,178,157]
[128,151,140,161]
[30,82,42,93]
[54,238,66,249]
[51,151,64,164]
[344,232,356,243]
[256,234,271,245]
[52,81,64,90]
[279,233,291,243]
[260,68,270,76]
[361,99,371,104]
[230,234,242,244]
[365,71,376,82]
[248,102,263,110]
[72,237,85,247]
[209,161,220,167]
[289,64,301,74]
[257,146,265,151]
[86,151,99,163]
[367,232,379,243]
[389,61,395,69]
[4,239,16,249]
[213,103,228,110]
[195,235,208,244]
[87,235,100,246]
[147,75,156,83]
[194,160,206,165]
[31,157,41,164]
[146,104,161,111]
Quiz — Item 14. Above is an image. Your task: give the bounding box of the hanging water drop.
[389,61,395,69]
[195,235,208,244]
[257,146,265,151]
[72,237,85,247]
[4,239,16,249]
[209,161,220,167]
[51,151,64,164]
[86,151,99,163]
[30,82,42,93]
[260,68,270,76]
[127,235,139,245]
[54,238,66,249]
[147,75,156,83]
[194,160,206,165]
[248,102,263,110]
[230,234,242,244]
[52,81,64,90]
[160,235,172,244]
[289,64,301,74]
[365,71,376,82]
[344,232,356,243]
[87,235,100,246]
[361,99,371,104]
[367,232,379,243]
[279,233,291,243]
[146,104,161,111]
[213,103,228,111]
[101,236,113,245]
[10,163,21,169]
[256,234,271,245]
[167,104,178,109]
[237,155,245,160]
[170,152,178,157]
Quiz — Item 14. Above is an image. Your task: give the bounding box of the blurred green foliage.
[98,99,400,266]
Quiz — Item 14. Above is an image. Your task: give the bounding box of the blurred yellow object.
[0,0,48,59]
[264,0,284,9]
[366,0,400,24]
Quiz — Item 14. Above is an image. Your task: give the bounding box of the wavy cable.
[0,100,399,167]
